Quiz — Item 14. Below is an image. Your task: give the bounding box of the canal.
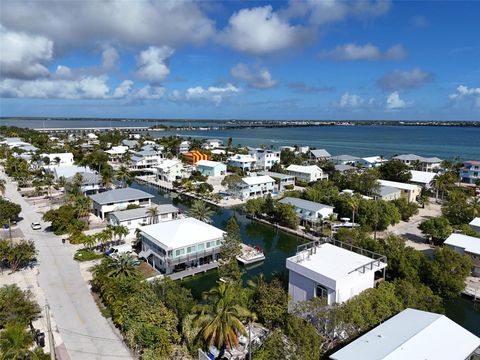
[132,180,480,337]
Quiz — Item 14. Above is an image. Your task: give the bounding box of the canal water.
[131,181,480,336]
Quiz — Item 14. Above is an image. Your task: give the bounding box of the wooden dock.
[168,262,219,280]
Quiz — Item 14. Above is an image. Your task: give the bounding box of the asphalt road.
[2,171,133,360]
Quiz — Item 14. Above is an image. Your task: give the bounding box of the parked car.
[105,244,133,257]
[31,222,42,230]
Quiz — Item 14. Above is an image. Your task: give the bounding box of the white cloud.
[102,47,119,70]
[339,92,365,108]
[171,83,240,105]
[136,46,174,82]
[112,80,133,98]
[377,68,434,91]
[219,6,313,55]
[55,65,73,79]
[135,85,165,100]
[319,43,406,61]
[0,26,53,79]
[386,91,407,110]
[0,1,215,49]
[282,0,391,25]
[230,63,278,89]
[449,85,480,108]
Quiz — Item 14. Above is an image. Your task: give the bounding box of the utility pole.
[45,305,55,360]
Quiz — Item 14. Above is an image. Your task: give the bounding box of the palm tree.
[107,254,140,279]
[0,179,5,196]
[96,227,113,251]
[193,282,252,357]
[346,194,361,225]
[113,225,129,244]
[57,176,67,203]
[116,166,132,188]
[188,200,215,223]
[470,196,480,218]
[0,322,35,359]
[54,156,61,166]
[74,195,92,224]
[147,206,159,224]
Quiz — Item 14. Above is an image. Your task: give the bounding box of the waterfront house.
[334,164,356,173]
[53,165,95,181]
[196,160,227,177]
[156,159,184,182]
[460,160,480,184]
[139,217,225,274]
[228,154,256,171]
[409,170,436,189]
[378,179,421,203]
[286,240,387,305]
[258,171,295,192]
[109,203,179,237]
[378,186,402,201]
[65,172,103,195]
[129,150,164,170]
[297,146,310,154]
[444,233,480,277]
[279,197,335,227]
[470,218,480,234]
[184,150,210,165]
[89,187,154,219]
[331,154,360,165]
[330,308,480,360]
[279,146,295,152]
[105,145,129,159]
[309,149,331,162]
[286,164,328,183]
[233,175,276,200]
[357,156,385,168]
[122,139,138,149]
[178,140,190,154]
[393,154,442,172]
[40,152,74,168]
[203,139,223,150]
[249,148,281,170]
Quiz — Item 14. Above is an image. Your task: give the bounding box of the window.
[175,248,185,257]
[198,244,204,251]
[315,284,329,300]
[206,242,211,248]
[187,246,194,254]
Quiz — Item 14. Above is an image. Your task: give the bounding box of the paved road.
[2,171,133,360]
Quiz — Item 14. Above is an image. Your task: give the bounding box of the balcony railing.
[153,248,221,267]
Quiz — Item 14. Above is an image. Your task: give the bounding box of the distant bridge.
[34,126,151,133]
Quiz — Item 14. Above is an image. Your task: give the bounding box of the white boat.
[237,244,266,265]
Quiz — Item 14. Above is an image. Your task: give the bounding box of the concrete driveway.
[1,170,133,360]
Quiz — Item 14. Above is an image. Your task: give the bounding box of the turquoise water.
[152,125,480,160]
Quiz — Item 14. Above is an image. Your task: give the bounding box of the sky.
[0,0,479,121]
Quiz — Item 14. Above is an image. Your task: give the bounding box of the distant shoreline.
[1,117,479,128]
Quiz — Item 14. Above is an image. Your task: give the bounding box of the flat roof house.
[89,187,154,219]
[259,171,295,192]
[249,148,281,170]
[228,154,256,171]
[286,164,328,183]
[109,203,179,237]
[378,179,421,203]
[410,170,437,189]
[196,160,227,177]
[286,240,387,306]
[330,308,480,360]
[139,217,225,274]
[203,139,223,150]
[156,159,184,182]
[130,150,164,170]
[234,175,276,200]
[41,152,74,168]
[444,233,480,277]
[393,154,442,172]
[358,156,386,168]
[331,155,360,165]
[470,217,480,234]
[279,197,335,226]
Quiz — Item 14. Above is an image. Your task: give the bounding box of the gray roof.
[310,149,331,158]
[134,150,157,156]
[335,164,356,172]
[379,185,401,197]
[394,154,442,163]
[122,139,138,148]
[66,172,102,185]
[279,197,334,213]
[89,187,154,205]
[109,204,179,222]
[331,155,360,161]
[258,171,295,180]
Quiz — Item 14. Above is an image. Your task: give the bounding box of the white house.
[249,148,281,170]
[228,154,256,171]
[89,187,154,219]
[258,171,295,192]
[233,175,276,200]
[279,146,295,152]
[330,308,480,360]
[130,150,164,170]
[279,197,335,226]
[109,203,179,237]
[286,164,328,183]
[297,146,310,154]
[410,170,436,189]
[156,159,184,182]
[378,179,421,203]
[41,152,74,168]
[65,172,103,195]
[309,149,331,162]
[330,155,360,165]
[122,139,138,149]
[196,160,227,177]
[470,217,480,234]
[286,240,387,305]
[203,139,223,150]
[106,145,129,159]
[53,165,95,181]
[178,140,190,154]
[358,156,386,168]
[378,186,402,201]
[393,154,442,172]
[444,233,480,277]
[139,217,225,274]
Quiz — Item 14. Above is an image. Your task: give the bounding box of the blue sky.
[1,0,479,120]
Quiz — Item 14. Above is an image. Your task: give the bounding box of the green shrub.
[74,249,104,262]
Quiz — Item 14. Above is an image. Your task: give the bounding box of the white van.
[105,244,133,256]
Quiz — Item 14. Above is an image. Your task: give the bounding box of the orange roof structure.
[184,150,210,164]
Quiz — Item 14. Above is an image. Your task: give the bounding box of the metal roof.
[241,175,275,186]
[330,308,480,360]
[444,233,480,255]
[109,204,179,222]
[310,149,331,158]
[279,197,334,213]
[259,171,295,180]
[331,155,360,161]
[379,186,401,197]
[89,187,154,205]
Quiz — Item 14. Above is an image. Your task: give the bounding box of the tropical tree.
[147,206,159,225]
[193,282,252,357]
[57,176,67,203]
[188,200,215,223]
[346,193,361,224]
[469,196,480,219]
[73,195,92,225]
[116,166,132,188]
[54,156,61,166]
[0,322,36,359]
[113,225,129,244]
[0,285,41,327]
[107,254,140,279]
[0,179,6,196]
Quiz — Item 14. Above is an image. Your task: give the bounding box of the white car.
[31,222,42,230]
